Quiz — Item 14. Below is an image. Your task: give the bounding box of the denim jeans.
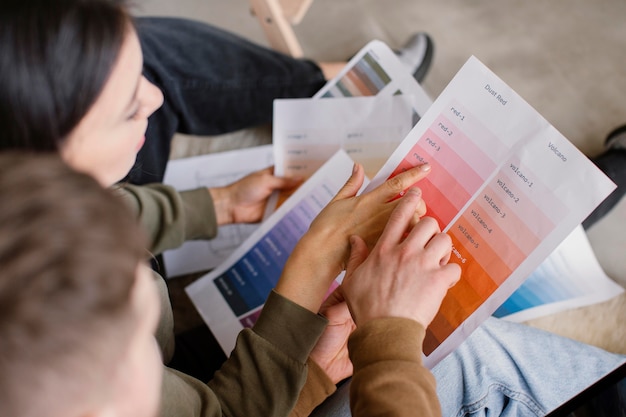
[129,17,326,184]
[311,317,626,417]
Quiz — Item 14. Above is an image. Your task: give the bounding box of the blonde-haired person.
[0,153,162,417]
[0,152,452,417]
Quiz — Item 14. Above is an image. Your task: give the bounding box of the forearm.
[349,318,442,417]
[114,183,218,254]
[275,231,347,313]
[160,291,327,417]
[290,359,337,417]
[208,291,328,416]
[161,353,336,417]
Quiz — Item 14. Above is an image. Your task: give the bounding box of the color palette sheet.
[186,151,357,354]
[314,40,432,112]
[365,56,617,368]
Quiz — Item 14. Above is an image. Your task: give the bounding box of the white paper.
[365,56,617,368]
[265,40,433,215]
[273,95,416,179]
[186,150,360,354]
[162,145,273,277]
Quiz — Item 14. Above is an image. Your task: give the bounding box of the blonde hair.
[0,152,147,417]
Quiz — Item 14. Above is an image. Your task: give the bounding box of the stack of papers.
[162,42,622,366]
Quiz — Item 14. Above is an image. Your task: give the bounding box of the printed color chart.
[320,52,391,97]
[314,40,432,119]
[214,184,331,327]
[387,103,568,354]
[186,152,355,354]
[187,55,615,362]
[366,57,615,367]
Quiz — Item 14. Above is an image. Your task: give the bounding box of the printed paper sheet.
[365,56,616,367]
[266,40,433,214]
[186,151,359,354]
[162,145,273,277]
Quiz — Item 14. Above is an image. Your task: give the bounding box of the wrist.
[275,235,344,313]
[208,186,233,226]
[305,219,353,270]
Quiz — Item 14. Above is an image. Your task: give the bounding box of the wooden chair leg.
[279,0,313,25]
[249,0,313,57]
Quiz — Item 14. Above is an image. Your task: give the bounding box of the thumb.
[321,287,346,311]
[344,235,369,275]
[332,163,364,202]
[442,262,462,288]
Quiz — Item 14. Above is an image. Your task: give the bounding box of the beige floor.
[134,0,626,354]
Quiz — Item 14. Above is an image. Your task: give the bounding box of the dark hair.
[0,0,131,152]
[0,152,147,417]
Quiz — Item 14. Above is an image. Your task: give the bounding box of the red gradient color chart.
[422,165,566,353]
[385,102,569,356]
[389,111,500,228]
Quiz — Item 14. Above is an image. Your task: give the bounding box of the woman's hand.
[309,289,355,384]
[340,187,461,328]
[306,163,431,270]
[209,167,301,226]
[275,162,431,313]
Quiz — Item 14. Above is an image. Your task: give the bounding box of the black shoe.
[395,32,434,84]
[583,124,626,229]
[605,124,626,150]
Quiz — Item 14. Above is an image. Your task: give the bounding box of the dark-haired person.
[0,2,435,415]
[0,0,297,257]
[131,19,434,186]
[0,0,434,254]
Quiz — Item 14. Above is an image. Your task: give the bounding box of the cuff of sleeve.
[291,359,337,417]
[349,318,425,368]
[180,188,218,240]
[254,291,328,363]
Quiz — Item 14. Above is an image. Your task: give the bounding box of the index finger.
[369,164,431,203]
[377,187,424,246]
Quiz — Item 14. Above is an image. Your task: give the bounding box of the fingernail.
[420,163,431,172]
[352,163,358,174]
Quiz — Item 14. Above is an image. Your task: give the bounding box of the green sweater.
[115,183,441,417]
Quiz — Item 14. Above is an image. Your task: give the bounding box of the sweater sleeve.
[160,291,328,417]
[289,359,337,417]
[113,183,218,254]
[348,318,442,417]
